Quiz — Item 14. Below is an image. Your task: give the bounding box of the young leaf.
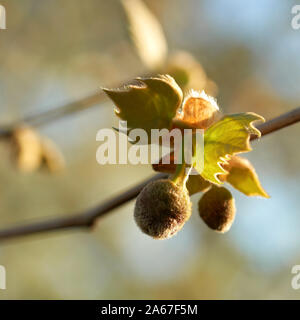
[220,156,269,198]
[103,75,183,135]
[196,113,264,184]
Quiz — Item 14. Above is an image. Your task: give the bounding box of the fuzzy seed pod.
[134,179,192,239]
[198,186,236,233]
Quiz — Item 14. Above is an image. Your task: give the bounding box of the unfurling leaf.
[121,0,168,70]
[103,75,183,135]
[175,90,220,129]
[197,113,265,184]
[220,155,269,198]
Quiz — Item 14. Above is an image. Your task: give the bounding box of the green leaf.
[196,113,265,184]
[103,75,183,136]
[221,156,269,198]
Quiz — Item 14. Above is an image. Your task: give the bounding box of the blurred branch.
[250,107,300,139]
[0,173,168,241]
[0,73,150,137]
[0,91,106,137]
[0,107,299,241]
[23,91,106,127]
[0,0,163,137]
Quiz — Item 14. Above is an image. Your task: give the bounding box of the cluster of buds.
[104,74,267,240]
[135,90,236,239]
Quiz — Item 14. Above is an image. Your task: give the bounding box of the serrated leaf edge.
[204,112,265,184]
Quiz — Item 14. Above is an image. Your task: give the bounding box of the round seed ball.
[198,186,236,233]
[134,179,192,239]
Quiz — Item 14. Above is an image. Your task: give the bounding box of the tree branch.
[250,107,300,139]
[0,74,151,137]
[0,173,168,241]
[0,91,106,138]
[0,107,299,241]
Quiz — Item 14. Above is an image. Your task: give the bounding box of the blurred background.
[0,0,300,299]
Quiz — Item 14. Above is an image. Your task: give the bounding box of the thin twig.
[23,91,106,127]
[0,173,168,241]
[0,91,106,137]
[0,74,151,137]
[0,107,299,241]
[250,107,300,139]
